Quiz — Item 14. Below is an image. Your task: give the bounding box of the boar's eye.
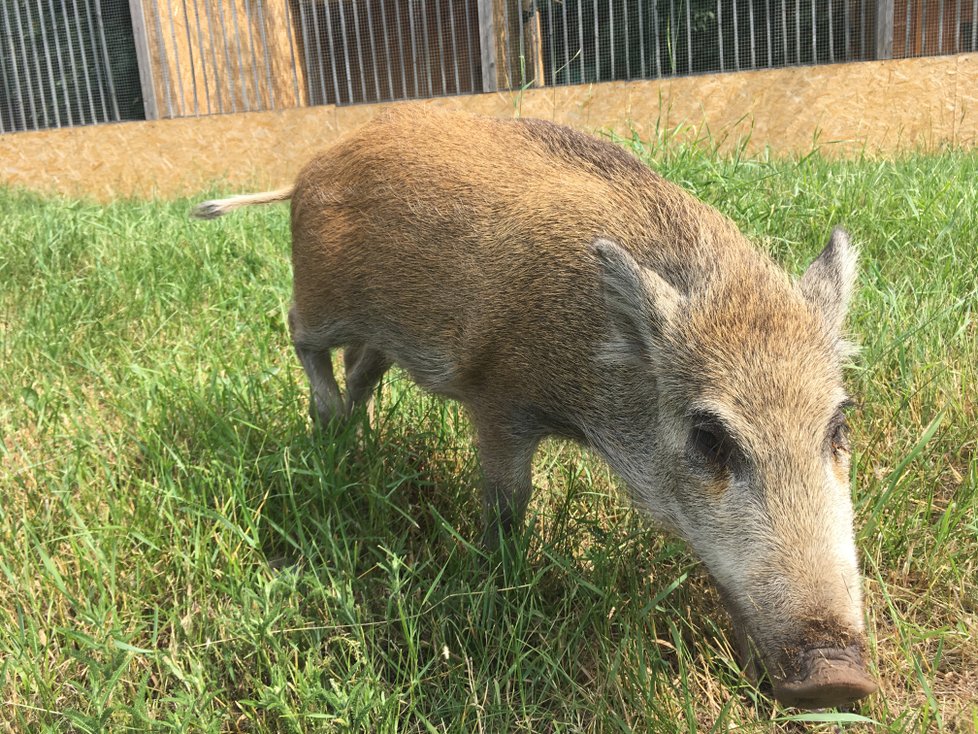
[688,413,739,470]
[828,412,851,457]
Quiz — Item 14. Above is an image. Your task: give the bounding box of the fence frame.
[876,0,896,57]
[0,0,962,133]
[128,0,159,119]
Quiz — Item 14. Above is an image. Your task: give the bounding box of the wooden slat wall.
[138,0,487,115]
[140,0,307,117]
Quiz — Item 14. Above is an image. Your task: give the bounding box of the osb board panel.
[0,107,342,201]
[545,53,964,154]
[2,54,975,202]
[953,53,978,144]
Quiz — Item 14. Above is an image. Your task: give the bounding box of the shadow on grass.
[139,375,762,727]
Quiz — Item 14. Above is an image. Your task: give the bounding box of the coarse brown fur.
[192,105,874,709]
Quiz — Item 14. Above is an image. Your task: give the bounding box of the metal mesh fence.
[1,0,143,131]
[0,0,973,133]
[286,0,483,106]
[521,0,874,83]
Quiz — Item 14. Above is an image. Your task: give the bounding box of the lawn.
[1,132,976,732]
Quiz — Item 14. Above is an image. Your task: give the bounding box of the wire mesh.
[487,0,878,86]
[1,0,142,132]
[0,0,974,133]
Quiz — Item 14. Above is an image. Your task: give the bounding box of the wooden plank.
[875,0,895,58]
[495,0,519,88]
[523,1,545,86]
[128,0,158,119]
[477,0,498,92]
[139,0,308,117]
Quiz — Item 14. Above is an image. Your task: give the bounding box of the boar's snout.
[772,644,877,709]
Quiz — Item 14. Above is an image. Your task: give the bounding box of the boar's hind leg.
[295,346,344,425]
[289,307,344,426]
[343,344,391,413]
[474,417,541,551]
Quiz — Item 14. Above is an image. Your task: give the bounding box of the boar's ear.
[592,237,682,362]
[799,228,859,337]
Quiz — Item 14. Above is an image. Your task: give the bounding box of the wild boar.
[192,105,877,709]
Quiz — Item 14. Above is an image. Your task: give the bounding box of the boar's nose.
[772,646,878,709]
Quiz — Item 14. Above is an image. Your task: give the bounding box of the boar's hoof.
[773,650,878,709]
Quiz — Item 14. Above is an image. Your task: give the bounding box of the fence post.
[477,0,498,92]
[522,0,545,86]
[128,0,159,119]
[874,0,895,58]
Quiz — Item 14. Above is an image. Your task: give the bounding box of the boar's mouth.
[714,584,878,709]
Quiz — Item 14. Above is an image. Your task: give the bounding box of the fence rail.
[0,0,973,133]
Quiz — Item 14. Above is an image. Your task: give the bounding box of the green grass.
[1,134,976,733]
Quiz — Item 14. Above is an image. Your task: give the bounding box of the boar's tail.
[190,186,295,220]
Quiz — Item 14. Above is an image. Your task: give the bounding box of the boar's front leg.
[473,414,541,551]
